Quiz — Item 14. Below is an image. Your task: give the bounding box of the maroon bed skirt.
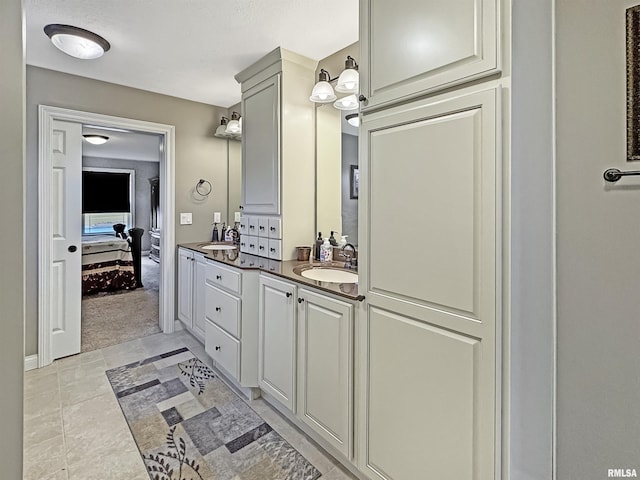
[82,260,137,295]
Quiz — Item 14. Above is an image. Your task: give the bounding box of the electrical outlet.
[234,211,241,222]
[180,213,193,225]
[214,212,221,223]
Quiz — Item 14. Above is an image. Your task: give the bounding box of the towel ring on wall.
[195,179,212,196]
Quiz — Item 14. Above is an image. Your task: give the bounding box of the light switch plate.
[234,211,241,222]
[180,213,193,225]
[214,212,221,223]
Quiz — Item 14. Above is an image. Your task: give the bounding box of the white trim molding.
[38,105,176,367]
[24,355,38,372]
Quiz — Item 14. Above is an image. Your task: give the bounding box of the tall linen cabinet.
[356,1,504,479]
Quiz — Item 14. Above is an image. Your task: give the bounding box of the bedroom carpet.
[81,256,161,353]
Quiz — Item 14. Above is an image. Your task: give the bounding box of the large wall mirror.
[227,139,242,225]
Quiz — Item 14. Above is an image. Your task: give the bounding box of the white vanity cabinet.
[204,261,259,387]
[235,47,316,260]
[297,288,354,460]
[258,274,297,411]
[177,247,207,341]
[359,0,500,110]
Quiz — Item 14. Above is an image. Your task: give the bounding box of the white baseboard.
[24,354,38,372]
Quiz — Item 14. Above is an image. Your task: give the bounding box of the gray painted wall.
[26,66,230,356]
[557,1,640,477]
[0,0,24,476]
[341,133,358,245]
[82,157,160,251]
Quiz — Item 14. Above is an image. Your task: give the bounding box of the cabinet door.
[258,275,296,411]
[177,248,193,327]
[358,88,499,480]
[192,255,207,340]
[242,74,280,214]
[298,289,353,459]
[360,0,499,110]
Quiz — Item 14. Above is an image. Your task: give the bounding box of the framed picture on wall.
[350,165,359,199]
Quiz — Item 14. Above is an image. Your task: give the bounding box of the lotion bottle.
[320,238,332,263]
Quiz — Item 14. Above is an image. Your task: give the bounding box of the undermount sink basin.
[295,265,358,284]
[198,243,236,251]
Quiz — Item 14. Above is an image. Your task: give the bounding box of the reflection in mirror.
[315,104,358,245]
[227,139,242,226]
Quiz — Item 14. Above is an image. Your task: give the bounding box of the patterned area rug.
[106,347,322,480]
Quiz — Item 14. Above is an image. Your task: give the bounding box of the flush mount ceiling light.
[83,134,109,145]
[226,111,242,136]
[44,24,111,60]
[345,113,360,127]
[310,69,337,103]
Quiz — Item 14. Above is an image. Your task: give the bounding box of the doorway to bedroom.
[80,127,163,352]
[38,106,177,367]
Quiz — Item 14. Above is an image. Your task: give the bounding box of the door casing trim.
[38,105,176,366]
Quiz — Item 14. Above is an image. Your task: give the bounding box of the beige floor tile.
[102,338,150,369]
[24,388,61,421]
[23,434,67,480]
[25,363,58,381]
[65,419,136,466]
[42,470,69,480]
[322,464,360,480]
[294,436,339,474]
[24,368,59,399]
[24,408,64,450]
[139,331,187,355]
[62,392,122,433]
[67,445,148,480]
[59,373,113,407]
[58,357,107,386]
[55,350,104,370]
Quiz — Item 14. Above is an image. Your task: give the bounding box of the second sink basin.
[198,242,237,251]
[294,265,358,284]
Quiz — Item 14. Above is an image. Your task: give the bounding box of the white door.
[258,274,296,411]
[50,120,83,360]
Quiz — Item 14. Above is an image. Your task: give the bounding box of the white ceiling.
[82,126,162,162]
[24,0,359,108]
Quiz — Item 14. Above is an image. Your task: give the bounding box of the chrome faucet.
[341,243,356,269]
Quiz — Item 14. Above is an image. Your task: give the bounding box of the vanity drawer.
[205,320,240,380]
[258,217,269,237]
[268,217,282,239]
[248,216,259,236]
[205,284,241,338]
[247,236,259,256]
[205,261,241,295]
[239,237,249,253]
[268,239,282,260]
[239,215,250,236]
[258,237,269,257]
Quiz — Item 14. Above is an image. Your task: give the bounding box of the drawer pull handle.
[270,248,276,252]
[215,307,221,312]
[215,346,221,351]
[250,225,255,229]
[270,226,276,231]
[216,275,222,280]
[286,292,292,298]
[259,246,265,250]
[259,226,265,230]
[298,297,304,304]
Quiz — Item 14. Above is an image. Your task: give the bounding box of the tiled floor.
[23,330,358,480]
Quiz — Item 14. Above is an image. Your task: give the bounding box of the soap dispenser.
[320,238,333,263]
[212,222,219,242]
[314,232,323,260]
[329,231,339,246]
[339,235,348,247]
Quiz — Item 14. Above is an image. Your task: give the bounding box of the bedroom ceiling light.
[83,134,109,145]
[44,24,111,60]
[346,113,360,127]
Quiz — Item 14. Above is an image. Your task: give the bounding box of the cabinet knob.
[239,205,243,210]
[286,292,292,298]
[358,94,368,102]
[270,226,276,231]
[216,274,222,280]
[298,297,304,304]
[215,307,221,312]
[270,248,276,252]
[215,346,221,351]
[259,226,265,230]
[259,246,265,250]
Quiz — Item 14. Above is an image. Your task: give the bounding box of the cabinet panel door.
[177,248,193,326]
[258,275,296,411]
[192,255,207,340]
[358,87,498,480]
[242,74,280,214]
[298,289,353,459]
[360,0,498,109]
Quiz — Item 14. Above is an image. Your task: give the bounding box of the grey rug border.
[105,347,323,480]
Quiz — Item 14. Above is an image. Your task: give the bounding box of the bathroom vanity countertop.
[179,242,363,302]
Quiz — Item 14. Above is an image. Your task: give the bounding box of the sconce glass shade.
[215,117,231,138]
[83,134,109,145]
[333,94,359,111]
[335,68,359,93]
[226,112,242,135]
[309,69,336,103]
[345,113,360,127]
[44,24,110,60]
